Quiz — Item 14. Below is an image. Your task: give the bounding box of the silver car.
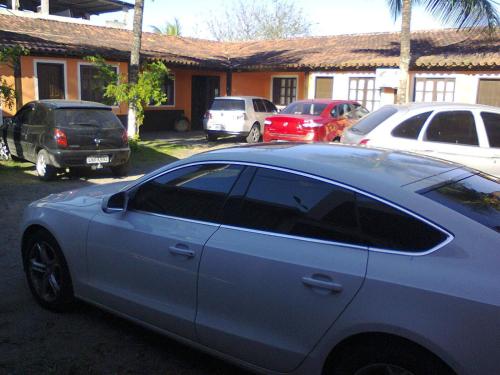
[21,144,499,375]
[203,96,277,143]
[341,103,500,177]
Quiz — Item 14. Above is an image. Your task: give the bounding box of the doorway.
[191,76,220,130]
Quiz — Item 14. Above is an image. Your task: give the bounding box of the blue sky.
[92,0,498,37]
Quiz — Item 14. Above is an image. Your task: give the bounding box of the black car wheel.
[246,124,261,143]
[23,229,75,312]
[36,150,57,181]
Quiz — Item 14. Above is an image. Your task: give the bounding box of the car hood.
[35,181,131,208]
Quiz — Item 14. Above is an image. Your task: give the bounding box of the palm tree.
[388,0,499,104]
[128,0,145,137]
[150,18,182,36]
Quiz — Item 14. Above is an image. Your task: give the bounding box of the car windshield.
[55,109,123,129]
[421,174,500,232]
[350,106,398,135]
[210,99,245,111]
[281,102,327,116]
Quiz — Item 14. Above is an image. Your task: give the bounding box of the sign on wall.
[375,68,400,89]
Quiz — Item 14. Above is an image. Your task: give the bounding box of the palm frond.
[424,0,499,29]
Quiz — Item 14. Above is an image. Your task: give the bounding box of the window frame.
[77,62,119,107]
[126,161,453,255]
[414,77,455,103]
[348,77,380,111]
[34,59,67,100]
[271,75,299,106]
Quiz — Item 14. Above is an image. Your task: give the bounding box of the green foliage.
[150,18,182,36]
[85,55,171,131]
[0,46,28,110]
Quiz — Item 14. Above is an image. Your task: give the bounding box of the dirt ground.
[0,133,252,375]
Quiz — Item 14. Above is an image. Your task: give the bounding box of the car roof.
[30,100,112,110]
[184,143,469,197]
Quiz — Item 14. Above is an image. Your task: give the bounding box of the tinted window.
[32,105,48,125]
[263,100,277,113]
[130,164,243,222]
[425,111,478,146]
[481,112,500,148]
[54,109,123,129]
[281,102,327,116]
[227,169,361,244]
[391,111,432,139]
[16,106,34,124]
[331,103,351,118]
[211,99,245,111]
[350,106,398,135]
[356,195,448,251]
[422,174,500,232]
[252,99,266,113]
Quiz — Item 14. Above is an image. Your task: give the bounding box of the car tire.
[206,133,218,142]
[36,149,57,181]
[0,137,10,160]
[246,123,261,143]
[328,337,454,375]
[111,162,129,177]
[23,229,75,312]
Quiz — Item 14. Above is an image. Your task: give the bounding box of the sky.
[91,0,497,38]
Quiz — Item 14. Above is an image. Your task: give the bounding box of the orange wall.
[232,71,307,101]
[145,68,227,122]
[0,63,15,117]
[18,55,129,115]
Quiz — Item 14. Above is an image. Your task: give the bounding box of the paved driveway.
[0,133,251,374]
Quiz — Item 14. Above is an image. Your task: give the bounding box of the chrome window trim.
[129,209,221,228]
[127,160,454,256]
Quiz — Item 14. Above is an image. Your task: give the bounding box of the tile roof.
[0,13,498,70]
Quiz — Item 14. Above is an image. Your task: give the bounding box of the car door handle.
[302,276,343,293]
[169,244,195,258]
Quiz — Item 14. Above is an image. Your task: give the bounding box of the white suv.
[204,96,277,143]
[341,103,500,177]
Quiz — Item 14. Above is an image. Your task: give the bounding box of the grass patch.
[129,140,186,166]
[0,159,38,184]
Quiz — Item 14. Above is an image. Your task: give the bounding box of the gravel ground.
[0,134,252,375]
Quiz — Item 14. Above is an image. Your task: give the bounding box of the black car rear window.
[350,106,398,135]
[421,174,500,232]
[210,99,245,111]
[55,109,123,129]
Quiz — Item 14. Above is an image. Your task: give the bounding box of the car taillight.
[54,128,68,148]
[121,129,128,145]
[359,138,370,146]
[204,111,212,119]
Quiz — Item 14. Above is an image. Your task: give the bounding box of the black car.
[1,100,130,180]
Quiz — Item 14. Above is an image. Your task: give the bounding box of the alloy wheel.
[36,153,46,176]
[27,241,62,303]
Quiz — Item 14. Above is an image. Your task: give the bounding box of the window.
[263,100,277,113]
[414,78,455,102]
[477,79,500,107]
[350,106,398,135]
[421,174,500,233]
[54,109,123,129]
[224,168,448,252]
[252,99,266,112]
[315,77,333,99]
[16,105,34,124]
[36,62,65,100]
[80,65,117,104]
[331,103,352,118]
[348,78,379,111]
[272,77,297,106]
[350,104,370,120]
[149,74,175,106]
[481,112,500,148]
[425,111,478,146]
[391,111,432,139]
[210,99,245,111]
[130,164,243,222]
[281,102,327,116]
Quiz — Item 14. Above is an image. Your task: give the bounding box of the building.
[0,10,498,132]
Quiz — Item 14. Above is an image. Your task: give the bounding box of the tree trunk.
[128,0,144,137]
[397,0,412,104]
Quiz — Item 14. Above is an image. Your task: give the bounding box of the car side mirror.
[102,191,128,213]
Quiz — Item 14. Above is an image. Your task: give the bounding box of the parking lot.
[0,133,252,375]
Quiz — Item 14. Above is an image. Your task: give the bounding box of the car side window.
[263,100,277,113]
[391,111,432,140]
[16,105,34,125]
[480,112,500,148]
[425,111,478,146]
[252,99,266,113]
[130,164,244,223]
[224,167,448,252]
[32,106,48,125]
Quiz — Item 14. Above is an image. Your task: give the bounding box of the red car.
[263,100,368,143]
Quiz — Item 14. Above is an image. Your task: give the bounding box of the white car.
[203,96,278,143]
[341,103,500,177]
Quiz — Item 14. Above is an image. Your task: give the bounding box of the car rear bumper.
[46,148,131,168]
[206,130,249,137]
[263,131,320,143]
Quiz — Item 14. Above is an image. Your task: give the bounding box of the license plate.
[209,124,222,130]
[86,155,109,164]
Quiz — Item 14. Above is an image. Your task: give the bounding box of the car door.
[7,104,34,160]
[85,163,244,340]
[418,110,493,173]
[477,111,500,176]
[329,103,352,140]
[196,167,369,372]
